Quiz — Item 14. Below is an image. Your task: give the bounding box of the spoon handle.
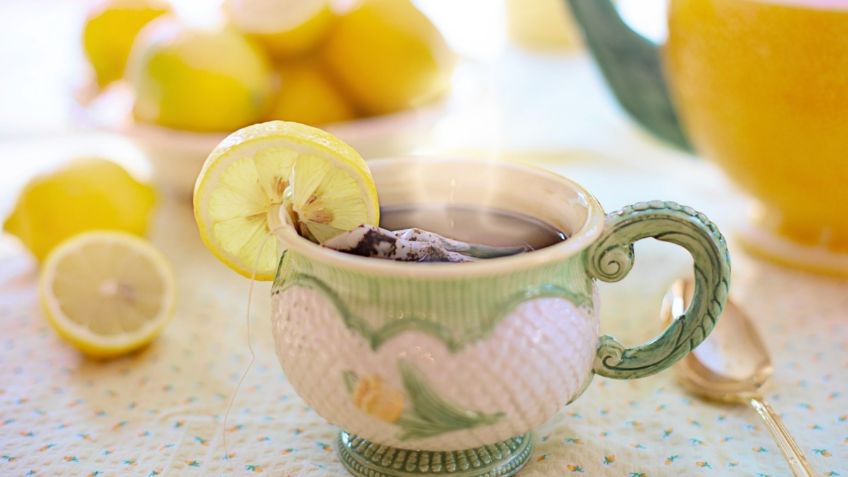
[749,397,816,477]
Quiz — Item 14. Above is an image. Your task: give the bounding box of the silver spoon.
[661,278,816,477]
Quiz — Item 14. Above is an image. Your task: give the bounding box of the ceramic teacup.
[270,158,730,477]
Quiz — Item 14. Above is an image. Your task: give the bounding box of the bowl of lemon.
[77,0,455,196]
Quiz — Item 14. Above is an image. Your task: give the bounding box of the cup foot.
[737,221,848,276]
[337,431,533,477]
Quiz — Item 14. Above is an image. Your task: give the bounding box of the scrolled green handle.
[586,201,731,379]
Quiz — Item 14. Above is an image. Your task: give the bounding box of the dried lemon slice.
[193,121,380,280]
[39,231,176,358]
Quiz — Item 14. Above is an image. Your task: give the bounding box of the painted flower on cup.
[343,363,505,441]
[346,373,405,423]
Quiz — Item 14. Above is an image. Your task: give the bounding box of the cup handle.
[585,201,731,379]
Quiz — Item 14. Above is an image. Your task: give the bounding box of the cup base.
[737,221,848,276]
[337,431,533,477]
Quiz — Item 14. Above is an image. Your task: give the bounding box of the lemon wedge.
[39,231,176,358]
[193,121,379,280]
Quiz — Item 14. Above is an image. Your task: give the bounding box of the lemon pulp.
[39,231,175,358]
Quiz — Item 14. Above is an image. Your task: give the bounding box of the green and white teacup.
[270,158,730,477]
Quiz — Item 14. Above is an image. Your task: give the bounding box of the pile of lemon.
[5,160,175,359]
[83,0,454,132]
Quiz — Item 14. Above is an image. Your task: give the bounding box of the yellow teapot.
[570,0,848,275]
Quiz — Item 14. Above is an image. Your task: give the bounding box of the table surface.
[1,3,847,476]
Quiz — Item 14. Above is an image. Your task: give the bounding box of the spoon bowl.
[663,279,772,402]
[662,278,816,476]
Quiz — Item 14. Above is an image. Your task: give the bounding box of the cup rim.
[274,157,606,279]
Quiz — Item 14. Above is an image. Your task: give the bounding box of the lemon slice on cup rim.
[193,120,380,281]
[39,231,176,358]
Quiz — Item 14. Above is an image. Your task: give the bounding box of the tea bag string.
[222,223,286,465]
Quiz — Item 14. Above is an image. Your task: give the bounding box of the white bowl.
[74,82,446,197]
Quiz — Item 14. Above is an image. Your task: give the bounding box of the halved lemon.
[193,121,380,280]
[39,231,176,358]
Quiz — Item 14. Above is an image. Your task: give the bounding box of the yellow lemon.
[224,0,335,58]
[193,121,379,280]
[3,158,157,262]
[267,60,357,125]
[39,231,175,358]
[321,0,454,115]
[127,16,274,132]
[82,0,170,88]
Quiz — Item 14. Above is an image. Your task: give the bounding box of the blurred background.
[0,0,677,199]
[0,0,667,130]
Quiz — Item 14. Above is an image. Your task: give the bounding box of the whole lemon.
[321,0,454,115]
[82,0,170,88]
[127,16,274,132]
[3,159,157,262]
[224,0,335,59]
[267,60,357,125]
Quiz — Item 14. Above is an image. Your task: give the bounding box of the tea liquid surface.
[379,204,566,252]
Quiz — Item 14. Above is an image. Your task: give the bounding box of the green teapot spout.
[566,0,691,151]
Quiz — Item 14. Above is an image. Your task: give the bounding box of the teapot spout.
[566,0,691,150]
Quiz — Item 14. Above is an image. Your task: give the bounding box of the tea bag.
[322,225,530,263]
